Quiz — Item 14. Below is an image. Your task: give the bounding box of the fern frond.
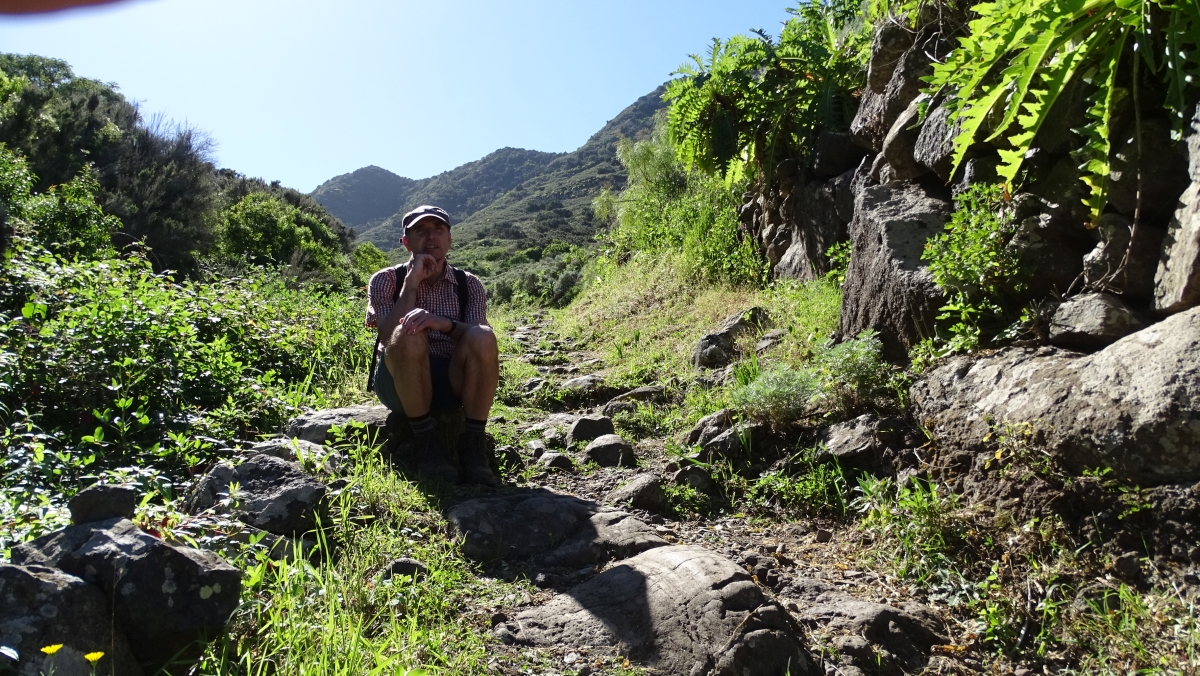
[1074,29,1131,222]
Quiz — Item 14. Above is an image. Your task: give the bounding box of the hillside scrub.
[0,158,373,549]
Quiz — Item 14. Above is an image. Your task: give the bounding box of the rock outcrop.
[840,181,951,360]
[11,518,242,675]
[911,306,1200,485]
[509,545,819,676]
[0,563,145,676]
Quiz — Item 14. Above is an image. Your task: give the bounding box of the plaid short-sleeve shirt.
[365,262,488,359]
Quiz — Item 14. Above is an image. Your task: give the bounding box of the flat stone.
[511,545,819,676]
[184,455,327,536]
[911,307,1200,485]
[538,452,575,472]
[608,385,665,403]
[249,437,327,463]
[566,414,616,447]
[380,557,429,581]
[583,434,636,467]
[285,404,389,445]
[756,329,787,353]
[0,563,145,676]
[562,374,605,392]
[68,483,137,524]
[1049,292,1147,350]
[11,519,241,675]
[606,474,668,513]
[447,493,666,565]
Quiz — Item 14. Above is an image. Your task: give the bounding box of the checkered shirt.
[365,262,488,359]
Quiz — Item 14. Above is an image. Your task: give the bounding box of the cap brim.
[404,213,450,231]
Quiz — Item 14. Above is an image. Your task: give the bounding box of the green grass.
[193,426,528,675]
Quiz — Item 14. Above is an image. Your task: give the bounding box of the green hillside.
[311,86,666,267]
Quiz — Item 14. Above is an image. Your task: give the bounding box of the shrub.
[814,329,890,409]
[922,183,1022,352]
[731,366,821,425]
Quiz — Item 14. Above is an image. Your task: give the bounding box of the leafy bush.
[732,366,821,425]
[852,475,967,582]
[732,330,890,425]
[665,0,868,179]
[594,121,764,287]
[927,0,1200,221]
[0,145,117,258]
[922,184,1022,352]
[748,458,850,516]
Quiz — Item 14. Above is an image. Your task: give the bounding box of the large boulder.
[606,474,668,513]
[185,454,327,536]
[1107,116,1190,225]
[11,519,242,675]
[878,98,927,181]
[783,577,946,675]
[811,130,870,178]
[286,404,389,445]
[583,434,637,467]
[1048,292,1147,350]
[508,545,819,676]
[911,306,1200,486]
[693,308,770,368]
[840,181,951,361]
[565,414,615,447]
[1156,182,1200,313]
[68,483,137,524]
[446,493,667,566]
[852,36,931,152]
[0,563,144,676]
[913,103,962,182]
[775,179,847,281]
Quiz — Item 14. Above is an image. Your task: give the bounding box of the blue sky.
[0,0,799,192]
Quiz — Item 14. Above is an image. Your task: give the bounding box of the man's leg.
[450,325,500,486]
[384,330,457,482]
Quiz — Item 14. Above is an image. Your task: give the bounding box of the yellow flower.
[40,644,63,655]
[85,652,105,663]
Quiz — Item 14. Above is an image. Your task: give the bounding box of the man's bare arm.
[376,255,438,342]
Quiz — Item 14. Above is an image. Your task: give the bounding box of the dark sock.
[465,417,487,435]
[408,413,434,441]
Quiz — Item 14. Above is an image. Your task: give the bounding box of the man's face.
[402,216,452,260]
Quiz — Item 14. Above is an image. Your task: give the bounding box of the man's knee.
[461,325,498,359]
[386,330,428,361]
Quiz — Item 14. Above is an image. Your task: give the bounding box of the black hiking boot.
[459,430,501,487]
[413,433,459,484]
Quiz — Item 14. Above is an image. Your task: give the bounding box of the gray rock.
[775,180,847,281]
[561,374,605,393]
[811,131,870,178]
[787,580,945,672]
[566,414,616,447]
[852,37,931,153]
[0,563,144,676]
[952,155,1000,195]
[834,165,859,223]
[583,434,636,467]
[68,483,137,524]
[840,181,952,361]
[538,452,575,472]
[685,409,734,447]
[525,439,548,458]
[698,421,770,463]
[522,377,546,393]
[1049,293,1147,350]
[672,465,715,494]
[819,415,884,469]
[602,400,638,418]
[756,328,788,352]
[285,404,389,445]
[879,98,927,181]
[583,437,638,468]
[511,545,819,676]
[380,557,428,581]
[447,493,666,565]
[694,308,771,368]
[496,444,524,469]
[910,307,1200,485]
[249,437,326,463]
[606,474,668,512]
[185,455,327,536]
[1157,182,1200,313]
[10,519,241,675]
[866,21,915,94]
[1108,116,1190,225]
[608,385,665,404]
[914,103,960,182]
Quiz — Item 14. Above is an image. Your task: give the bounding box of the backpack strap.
[368,263,409,393]
[452,266,469,321]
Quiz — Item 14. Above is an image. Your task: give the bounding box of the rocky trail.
[280,313,972,676]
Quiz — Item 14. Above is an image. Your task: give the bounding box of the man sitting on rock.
[366,205,500,486]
